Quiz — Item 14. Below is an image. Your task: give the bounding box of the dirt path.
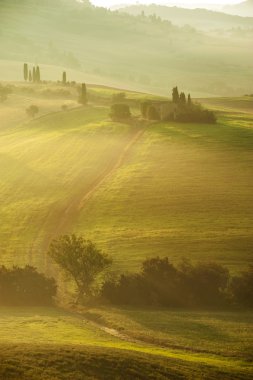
[35,125,146,270]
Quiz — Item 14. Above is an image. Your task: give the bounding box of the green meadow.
[0,82,252,378]
[0,307,252,379]
[1,84,253,274]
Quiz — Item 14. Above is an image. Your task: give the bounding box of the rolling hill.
[224,0,253,17]
[0,0,252,96]
[117,4,253,31]
[1,82,253,274]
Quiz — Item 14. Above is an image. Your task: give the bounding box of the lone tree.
[32,67,36,83]
[172,86,180,103]
[78,83,87,105]
[48,235,112,302]
[188,94,192,105]
[26,105,39,118]
[35,66,40,83]
[23,63,28,81]
[62,71,67,85]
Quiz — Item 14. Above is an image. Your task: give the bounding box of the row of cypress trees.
[23,63,41,83]
[172,86,191,105]
[23,64,87,105]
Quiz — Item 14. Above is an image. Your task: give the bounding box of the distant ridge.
[117,4,253,30]
[223,0,253,17]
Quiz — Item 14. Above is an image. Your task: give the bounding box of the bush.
[147,105,160,121]
[230,266,253,308]
[112,92,126,102]
[102,257,233,308]
[110,103,131,121]
[61,104,68,111]
[0,84,12,102]
[0,266,56,306]
[26,105,39,118]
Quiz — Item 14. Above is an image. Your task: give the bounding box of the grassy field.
[84,306,253,360]
[0,85,143,269]
[74,97,253,272]
[0,83,253,378]
[0,84,253,273]
[0,307,252,379]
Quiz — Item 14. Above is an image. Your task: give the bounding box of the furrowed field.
[0,82,252,379]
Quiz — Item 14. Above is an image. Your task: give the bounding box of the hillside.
[117,4,253,31]
[224,0,253,17]
[0,0,252,96]
[0,82,253,274]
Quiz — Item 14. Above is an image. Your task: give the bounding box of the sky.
[90,1,242,9]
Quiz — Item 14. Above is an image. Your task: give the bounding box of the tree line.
[110,87,216,124]
[1,235,252,308]
[48,235,252,309]
[24,63,41,83]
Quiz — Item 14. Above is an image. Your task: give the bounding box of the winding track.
[33,124,146,270]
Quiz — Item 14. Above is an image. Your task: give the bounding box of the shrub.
[0,265,56,306]
[110,103,131,121]
[61,104,68,111]
[26,105,39,118]
[0,84,12,102]
[102,257,232,308]
[112,92,126,102]
[230,266,253,308]
[147,105,160,121]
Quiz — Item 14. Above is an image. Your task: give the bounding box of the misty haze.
[0,0,252,379]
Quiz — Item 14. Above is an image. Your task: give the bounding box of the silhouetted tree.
[0,265,56,306]
[23,63,28,81]
[32,67,36,83]
[48,234,112,302]
[26,105,39,118]
[188,94,192,105]
[180,92,186,104]
[181,261,230,307]
[35,66,40,82]
[78,83,87,105]
[110,103,131,121]
[147,105,160,120]
[0,84,12,102]
[230,266,253,308]
[62,71,67,85]
[172,86,180,103]
[140,101,150,118]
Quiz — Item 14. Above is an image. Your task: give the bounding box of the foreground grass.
[0,307,252,379]
[2,344,250,380]
[84,307,253,360]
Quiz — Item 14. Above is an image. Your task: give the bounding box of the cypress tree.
[180,92,186,104]
[172,87,179,103]
[79,83,87,105]
[188,94,192,105]
[23,63,28,81]
[62,71,67,85]
[32,67,36,83]
[29,70,32,82]
[36,66,40,83]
